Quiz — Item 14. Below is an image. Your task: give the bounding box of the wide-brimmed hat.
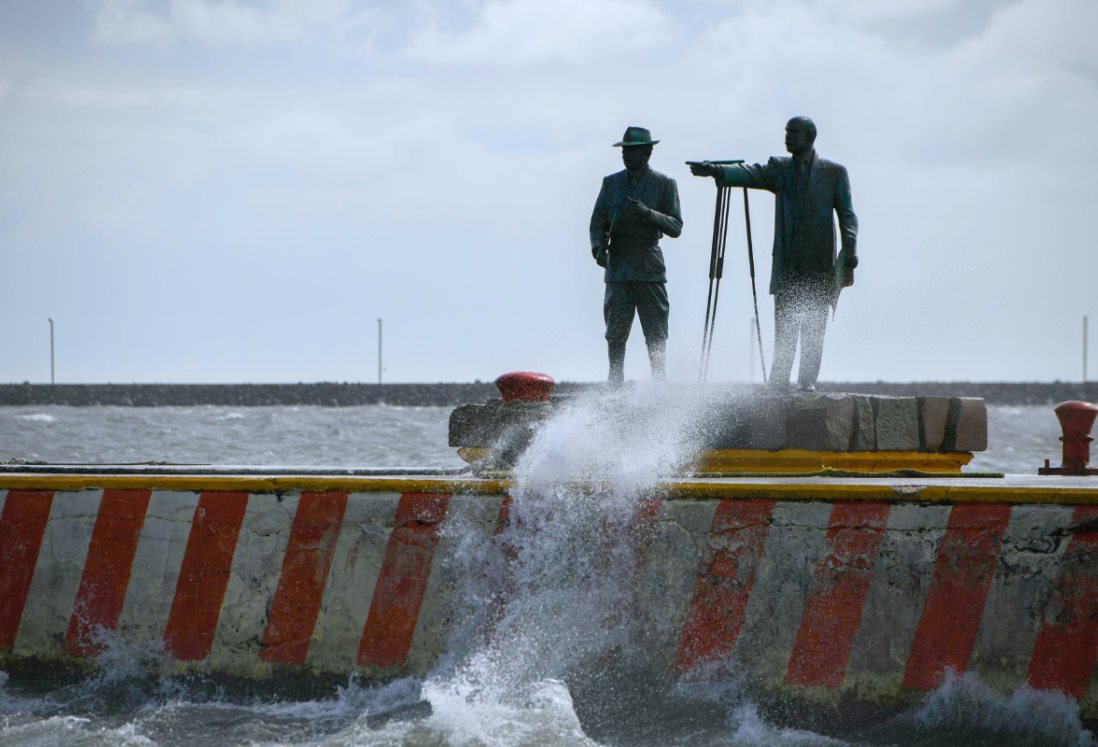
[613,126,659,147]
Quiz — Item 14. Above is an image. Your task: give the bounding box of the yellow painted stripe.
[694,449,973,474]
[0,474,509,495]
[462,448,974,475]
[661,482,1098,506]
[1,473,1097,505]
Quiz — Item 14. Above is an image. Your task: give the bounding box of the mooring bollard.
[494,371,555,404]
[1039,400,1098,476]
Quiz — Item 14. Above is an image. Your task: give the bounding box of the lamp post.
[377,318,383,387]
[48,318,55,385]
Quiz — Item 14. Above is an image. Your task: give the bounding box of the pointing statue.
[690,117,858,391]
[590,126,683,385]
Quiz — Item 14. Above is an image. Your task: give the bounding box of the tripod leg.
[704,186,733,375]
[699,186,726,380]
[743,187,768,383]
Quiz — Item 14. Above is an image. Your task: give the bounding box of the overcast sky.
[1,0,1095,384]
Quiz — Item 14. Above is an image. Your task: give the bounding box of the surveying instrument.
[687,160,768,384]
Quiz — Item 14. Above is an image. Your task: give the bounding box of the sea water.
[0,401,1065,474]
[0,399,1091,746]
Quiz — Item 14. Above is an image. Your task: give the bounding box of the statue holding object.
[590,126,683,385]
[690,117,859,391]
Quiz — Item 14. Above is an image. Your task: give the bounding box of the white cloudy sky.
[1,0,1095,384]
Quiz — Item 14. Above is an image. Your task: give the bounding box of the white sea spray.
[400,384,724,745]
[16,412,55,423]
[906,669,1094,747]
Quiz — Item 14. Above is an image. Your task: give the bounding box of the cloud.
[811,0,963,24]
[93,0,171,44]
[1,0,1096,382]
[404,0,670,65]
[92,0,362,46]
[959,0,1098,81]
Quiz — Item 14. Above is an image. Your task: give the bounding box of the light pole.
[377,318,383,386]
[1085,315,1089,383]
[48,318,55,385]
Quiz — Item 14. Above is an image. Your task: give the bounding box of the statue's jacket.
[716,151,857,297]
[590,166,682,283]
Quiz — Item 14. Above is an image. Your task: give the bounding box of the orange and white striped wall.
[1,473,1097,717]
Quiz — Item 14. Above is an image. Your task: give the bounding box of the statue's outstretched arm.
[715,159,780,192]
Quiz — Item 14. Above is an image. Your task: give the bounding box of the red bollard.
[495,372,555,404]
[1039,400,1098,476]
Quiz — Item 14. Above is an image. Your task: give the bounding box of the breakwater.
[0,382,515,407]
[0,381,1095,407]
[3,471,1098,727]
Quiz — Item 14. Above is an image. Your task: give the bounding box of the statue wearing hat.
[590,126,683,385]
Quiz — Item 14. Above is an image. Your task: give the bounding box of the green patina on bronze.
[590,126,683,385]
[691,117,859,390]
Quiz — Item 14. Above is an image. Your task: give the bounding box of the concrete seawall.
[2,472,1097,720]
[1,381,1096,407]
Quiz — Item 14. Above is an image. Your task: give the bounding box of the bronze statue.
[590,126,683,385]
[690,117,858,390]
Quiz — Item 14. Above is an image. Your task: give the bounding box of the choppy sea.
[0,401,1091,746]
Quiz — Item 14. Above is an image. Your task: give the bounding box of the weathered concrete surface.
[2,477,1097,721]
[944,397,989,452]
[449,391,987,458]
[844,504,952,699]
[785,395,856,451]
[13,490,99,659]
[872,397,920,451]
[117,491,203,653]
[917,397,951,452]
[304,492,399,673]
[850,395,876,451]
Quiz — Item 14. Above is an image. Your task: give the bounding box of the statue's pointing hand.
[689,161,718,178]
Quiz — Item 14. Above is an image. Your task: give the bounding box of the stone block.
[697,393,753,449]
[943,397,988,452]
[785,393,854,451]
[451,389,979,460]
[917,397,951,452]
[747,395,788,450]
[485,401,554,464]
[691,392,786,451]
[850,395,876,451]
[872,396,920,451]
[448,403,493,447]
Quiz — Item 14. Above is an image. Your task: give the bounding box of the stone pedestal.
[448,390,987,473]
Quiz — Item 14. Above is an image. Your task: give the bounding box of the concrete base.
[449,390,987,469]
[1,474,1096,722]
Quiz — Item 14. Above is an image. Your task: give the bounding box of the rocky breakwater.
[449,387,988,474]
